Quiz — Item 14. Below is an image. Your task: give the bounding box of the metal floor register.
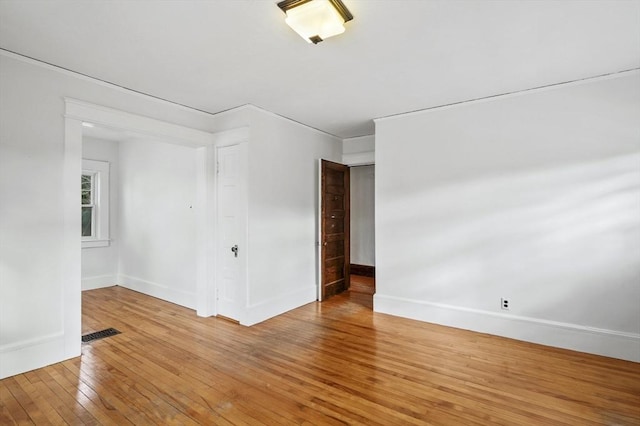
[81,328,121,343]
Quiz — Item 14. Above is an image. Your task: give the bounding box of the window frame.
[82,159,110,248]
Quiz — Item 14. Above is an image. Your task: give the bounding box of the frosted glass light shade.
[279,0,353,44]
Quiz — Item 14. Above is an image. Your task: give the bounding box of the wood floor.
[347,274,375,309]
[1,286,639,425]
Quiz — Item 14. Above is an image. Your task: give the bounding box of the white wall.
[0,52,344,378]
[350,165,375,266]
[0,52,215,379]
[117,139,199,309]
[82,136,205,307]
[1,56,68,379]
[243,107,342,325]
[343,135,374,166]
[374,72,640,361]
[81,137,119,290]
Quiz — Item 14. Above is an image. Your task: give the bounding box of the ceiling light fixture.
[277,0,353,44]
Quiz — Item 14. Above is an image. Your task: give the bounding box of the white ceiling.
[1,0,638,138]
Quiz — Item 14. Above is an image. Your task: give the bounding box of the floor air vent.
[82,328,121,343]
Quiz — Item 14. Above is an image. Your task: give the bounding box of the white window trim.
[82,159,110,248]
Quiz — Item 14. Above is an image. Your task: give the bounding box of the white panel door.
[216,143,247,321]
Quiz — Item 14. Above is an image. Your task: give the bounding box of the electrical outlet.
[501,298,510,310]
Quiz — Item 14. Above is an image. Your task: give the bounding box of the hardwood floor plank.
[62,358,158,425]
[115,322,379,425]
[12,375,65,425]
[270,320,610,424]
[1,380,32,425]
[76,352,199,426]
[94,342,282,425]
[252,335,556,425]
[2,286,639,425]
[262,321,571,425]
[47,363,132,426]
[81,292,347,424]
[31,368,97,425]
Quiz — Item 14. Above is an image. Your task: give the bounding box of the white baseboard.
[117,274,197,310]
[82,274,117,291]
[0,332,69,379]
[242,286,316,326]
[374,294,640,362]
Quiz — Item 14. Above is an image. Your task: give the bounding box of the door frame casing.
[63,99,216,368]
[317,159,322,300]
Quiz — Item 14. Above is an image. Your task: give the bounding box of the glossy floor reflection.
[1,285,639,425]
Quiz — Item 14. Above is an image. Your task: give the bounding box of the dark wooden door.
[320,160,350,300]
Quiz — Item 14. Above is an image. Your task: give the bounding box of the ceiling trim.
[1,48,354,140]
[0,48,220,119]
[374,68,640,124]
[246,104,344,141]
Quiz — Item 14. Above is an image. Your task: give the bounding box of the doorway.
[65,99,225,357]
[319,160,375,306]
[215,142,248,322]
[348,164,375,307]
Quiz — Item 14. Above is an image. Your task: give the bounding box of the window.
[81,173,96,237]
[82,159,110,248]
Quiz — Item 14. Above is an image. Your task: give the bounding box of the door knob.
[231,245,238,257]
